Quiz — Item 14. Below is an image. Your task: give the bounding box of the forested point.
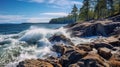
[49,0,120,24]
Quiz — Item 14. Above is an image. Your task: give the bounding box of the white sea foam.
[0,26,96,67]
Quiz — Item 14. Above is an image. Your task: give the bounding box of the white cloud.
[18,0,83,8]
[0,15,25,23]
[41,12,68,16]
[0,12,68,23]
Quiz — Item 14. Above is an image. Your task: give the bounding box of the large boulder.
[17,59,54,67]
[49,34,73,45]
[91,42,113,49]
[98,47,112,60]
[76,45,92,51]
[79,53,110,67]
[60,49,88,67]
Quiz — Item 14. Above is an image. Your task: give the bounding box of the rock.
[109,60,120,67]
[17,59,54,67]
[98,47,112,60]
[49,34,73,45]
[109,41,120,47]
[52,44,65,56]
[109,54,120,67]
[80,53,110,67]
[46,56,62,67]
[60,49,88,67]
[91,42,113,49]
[76,45,92,51]
[67,22,120,37]
[69,62,84,67]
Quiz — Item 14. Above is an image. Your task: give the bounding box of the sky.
[0,0,83,23]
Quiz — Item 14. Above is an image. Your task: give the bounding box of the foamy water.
[0,26,95,67]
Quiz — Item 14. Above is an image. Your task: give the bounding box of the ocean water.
[0,23,95,67]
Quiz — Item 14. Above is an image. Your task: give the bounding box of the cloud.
[0,14,63,23]
[0,15,25,23]
[0,14,51,23]
[41,12,68,16]
[18,0,83,8]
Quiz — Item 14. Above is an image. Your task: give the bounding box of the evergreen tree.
[94,0,107,19]
[71,4,78,22]
[107,0,114,16]
[79,0,90,21]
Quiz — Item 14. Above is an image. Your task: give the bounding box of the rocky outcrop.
[17,21,120,67]
[66,22,120,37]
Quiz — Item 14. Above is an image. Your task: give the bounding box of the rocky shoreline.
[17,21,120,67]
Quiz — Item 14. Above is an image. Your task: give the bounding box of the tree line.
[49,0,120,24]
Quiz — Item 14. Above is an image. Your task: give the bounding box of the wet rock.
[17,59,54,67]
[47,56,62,67]
[109,41,120,47]
[60,49,88,67]
[80,53,110,67]
[91,42,113,49]
[67,22,120,37]
[109,54,120,67]
[98,47,112,60]
[52,44,65,56]
[69,62,84,67]
[76,45,92,51]
[49,34,73,45]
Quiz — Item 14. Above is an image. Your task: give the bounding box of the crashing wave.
[0,26,95,67]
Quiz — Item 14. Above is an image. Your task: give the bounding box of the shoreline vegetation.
[49,0,120,24]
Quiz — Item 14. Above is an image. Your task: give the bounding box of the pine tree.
[71,4,78,22]
[79,0,90,21]
[107,0,114,16]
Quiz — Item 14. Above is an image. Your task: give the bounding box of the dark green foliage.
[49,4,78,24]
[79,0,120,21]
[49,0,120,24]
[49,15,75,24]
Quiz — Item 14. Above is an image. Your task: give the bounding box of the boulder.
[91,43,113,49]
[98,47,112,60]
[109,41,120,47]
[49,34,73,45]
[17,59,54,67]
[60,49,88,67]
[52,44,65,56]
[76,45,92,51]
[80,53,110,67]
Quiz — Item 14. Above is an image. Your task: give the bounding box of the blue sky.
[0,0,83,23]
